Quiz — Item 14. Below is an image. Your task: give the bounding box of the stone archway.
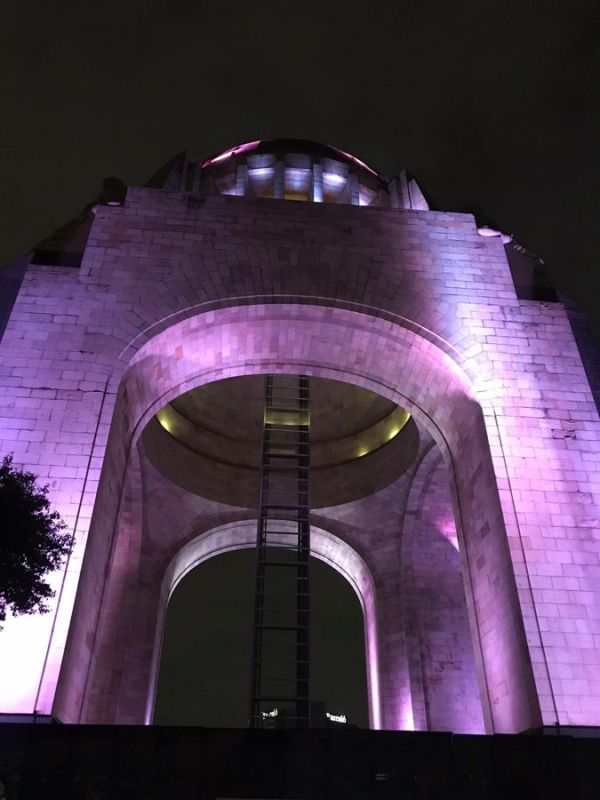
[54,303,541,733]
[145,520,381,729]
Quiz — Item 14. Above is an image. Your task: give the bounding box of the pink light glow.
[334,147,382,179]
[0,541,89,715]
[365,610,382,730]
[397,697,416,731]
[0,610,55,713]
[202,140,261,168]
[437,516,459,550]
[0,462,92,716]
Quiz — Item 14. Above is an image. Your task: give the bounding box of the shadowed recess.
[142,375,417,508]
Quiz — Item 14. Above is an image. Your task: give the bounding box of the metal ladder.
[249,375,310,728]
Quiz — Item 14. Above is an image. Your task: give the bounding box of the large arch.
[54,303,541,733]
[145,520,380,729]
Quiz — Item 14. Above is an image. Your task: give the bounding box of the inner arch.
[153,549,369,728]
[146,520,381,729]
[55,303,539,734]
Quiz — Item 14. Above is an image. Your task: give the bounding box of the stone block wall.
[401,446,485,734]
[0,186,599,730]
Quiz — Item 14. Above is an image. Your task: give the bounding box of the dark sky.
[1,1,598,325]
[1,1,598,725]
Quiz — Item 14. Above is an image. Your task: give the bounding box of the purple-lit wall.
[401,445,485,733]
[1,184,600,731]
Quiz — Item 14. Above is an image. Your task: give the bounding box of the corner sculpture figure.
[1,138,599,735]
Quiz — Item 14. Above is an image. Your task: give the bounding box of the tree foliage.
[0,455,72,624]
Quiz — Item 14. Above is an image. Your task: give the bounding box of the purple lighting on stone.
[3,136,600,738]
[202,140,261,167]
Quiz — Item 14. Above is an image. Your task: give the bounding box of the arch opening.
[148,521,381,730]
[141,373,418,508]
[54,303,540,735]
[153,547,369,729]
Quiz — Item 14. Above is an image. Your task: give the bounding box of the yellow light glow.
[356,446,369,458]
[264,410,309,426]
[157,408,173,434]
[387,426,401,441]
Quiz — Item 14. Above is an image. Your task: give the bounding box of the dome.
[199,138,388,206]
[148,138,391,207]
[202,138,384,178]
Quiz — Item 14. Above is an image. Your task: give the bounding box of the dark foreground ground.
[1,723,600,799]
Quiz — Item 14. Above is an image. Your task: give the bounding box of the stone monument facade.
[1,139,599,734]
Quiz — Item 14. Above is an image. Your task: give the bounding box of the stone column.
[311,161,323,203]
[375,571,415,730]
[348,172,360,205]
[273,159,285,199]
[235,163,249,196]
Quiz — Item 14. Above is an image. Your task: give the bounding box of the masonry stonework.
[1,140,599,733]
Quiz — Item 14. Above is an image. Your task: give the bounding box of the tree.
[0,455,72,625]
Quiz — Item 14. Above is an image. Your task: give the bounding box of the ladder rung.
[256,624,309,631]
[256,566,308,571]
[263,473,309,480]
[261,502,307,509]
[265,452,308,459]
[251,696,310,703]
[267,402,307,410]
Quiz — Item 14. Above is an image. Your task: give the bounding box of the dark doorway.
[154,548,368,727]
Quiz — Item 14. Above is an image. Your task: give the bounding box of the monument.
[2,138,600,736]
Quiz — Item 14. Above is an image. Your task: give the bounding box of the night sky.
[1,1,598,726]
